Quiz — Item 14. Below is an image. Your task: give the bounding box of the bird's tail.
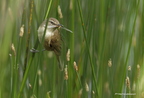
[56,55,63,71]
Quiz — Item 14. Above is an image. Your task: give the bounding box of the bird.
[36,18,72,70]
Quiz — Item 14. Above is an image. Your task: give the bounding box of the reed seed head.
[64,65,68,80]
[66,49,70,61]
[126,77,130,89]
[58,5,63,19]
[108,58,112,67]
[11,43,16,56]
[74,61,78,71]
[19,24,24,37]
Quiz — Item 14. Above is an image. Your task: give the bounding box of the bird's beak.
[56,24,63,29]
[49,23,73,33]
[57,24,73,33]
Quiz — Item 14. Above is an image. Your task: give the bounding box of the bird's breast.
[38,26,54,43]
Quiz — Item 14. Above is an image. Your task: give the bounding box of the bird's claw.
[30,48,39,53]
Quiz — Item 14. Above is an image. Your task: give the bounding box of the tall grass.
[0,0,144,98]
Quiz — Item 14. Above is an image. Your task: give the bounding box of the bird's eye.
[49,21,55,25]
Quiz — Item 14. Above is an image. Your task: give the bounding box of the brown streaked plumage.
[38,18,63,70]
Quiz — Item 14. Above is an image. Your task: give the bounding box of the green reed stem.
[23,0,34,75]
[120,0,140,92]
[11,52,17,98]
[18,0,53,97]
[76,0,98,96]
[45,0,53,20]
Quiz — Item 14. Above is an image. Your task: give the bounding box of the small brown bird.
[37,18,72,70]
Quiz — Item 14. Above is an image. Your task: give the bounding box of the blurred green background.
[0,0,144,98]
